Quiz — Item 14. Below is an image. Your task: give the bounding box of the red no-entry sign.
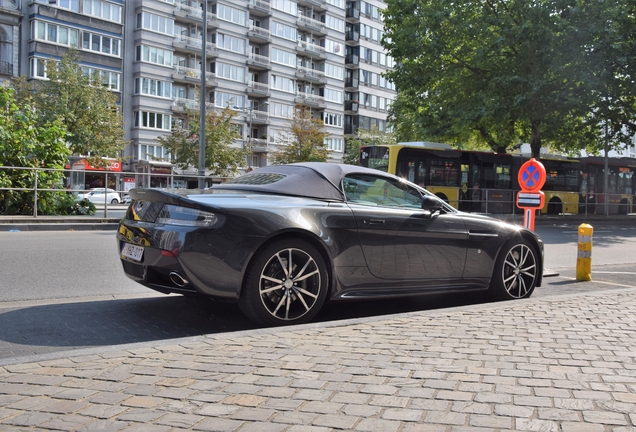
[517,158,547,231]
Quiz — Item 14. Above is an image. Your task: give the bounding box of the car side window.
[344,174,422,208]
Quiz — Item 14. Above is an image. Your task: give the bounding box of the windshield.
[360,146,389,172]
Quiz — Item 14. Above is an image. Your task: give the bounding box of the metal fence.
[0,165,632,218]
[0,165,217,217]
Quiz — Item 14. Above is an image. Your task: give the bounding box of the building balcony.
[172,98,216,113]
[250,109,270,124]
[247,0,271,16]
[344,100,359,113]
[345,77,359,89]
[296,66,327,83]
[297,15,326,34]
[346,7,360,20]
[172,65,218,86]
[345,30,359,43]
[297,0,327,11]
[246,81,271,97]
[247,25,271,42]
[295,92,326,108]
[246,53,271,70]
[248,138,268,153]
[296,40,327,59]
[174,3,218,26]
[345,53,359,66]
[173,35,218,57]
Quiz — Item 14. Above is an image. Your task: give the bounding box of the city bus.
[359,142,635,215]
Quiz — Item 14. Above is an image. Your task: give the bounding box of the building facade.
[0,0,22,85]
[13,0,395,179]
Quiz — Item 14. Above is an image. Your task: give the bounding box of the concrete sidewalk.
[1,288,636,431]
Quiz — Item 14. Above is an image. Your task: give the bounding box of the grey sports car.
[117,162,543,326]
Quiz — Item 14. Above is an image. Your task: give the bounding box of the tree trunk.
[530,120,542,159]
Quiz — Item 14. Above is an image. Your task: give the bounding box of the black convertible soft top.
[213,163,388,201]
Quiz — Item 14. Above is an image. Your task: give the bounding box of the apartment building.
[0,0,22,85]
[14,0,395,179]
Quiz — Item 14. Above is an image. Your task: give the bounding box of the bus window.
[564,168,579,192]
[482,163,511,189]
[618,169,633,195]
[429,160,459,187]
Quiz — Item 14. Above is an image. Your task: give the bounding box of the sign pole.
[516,158,547,231]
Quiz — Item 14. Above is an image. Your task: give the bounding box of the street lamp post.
[198,0,208,189]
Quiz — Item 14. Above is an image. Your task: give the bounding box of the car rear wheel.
[240,239,328,326]
[490,239,538,300]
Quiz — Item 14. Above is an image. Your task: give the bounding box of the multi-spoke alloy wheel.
[491,241,538,300]
[240,240,328,326]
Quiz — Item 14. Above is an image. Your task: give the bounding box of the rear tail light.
[155,205,219,227]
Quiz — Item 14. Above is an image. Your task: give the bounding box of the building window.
[134,77,172,98]
[82,32,121,57]
[135,111,172,130]
[215,4,246,25]
[29,57,49,79]
[324,88,343,103]
[33,21,79,47]
[136,12,174,35]
[135,45,173,67]
[215,62,245,82]
[272,0,296,15]
[84,0,122,23]
[325,137,343,151]
[270,102,295,118]
[271,47,296,67]
[37,0,79,12]
[324,63,344,80]
[139,145,166,161]
[81,66,121,91]
[270,75,295,93]
[214,91,245,108]
[322,112,343,127]
[272,22,297,41]
[216,33,246,54]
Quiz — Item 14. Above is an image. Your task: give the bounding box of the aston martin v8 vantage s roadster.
[117,163,544,326]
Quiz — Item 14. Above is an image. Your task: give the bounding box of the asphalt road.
[0,225,635,362]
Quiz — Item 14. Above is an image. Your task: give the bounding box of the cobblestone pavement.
[1,288,636,431]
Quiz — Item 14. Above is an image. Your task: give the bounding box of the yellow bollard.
[576,223,593,281]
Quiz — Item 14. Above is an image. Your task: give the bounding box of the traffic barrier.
[576,223,593,281]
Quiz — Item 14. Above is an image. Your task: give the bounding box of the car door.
[343,174,469,281]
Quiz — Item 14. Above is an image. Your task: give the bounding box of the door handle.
[366,219,386,225]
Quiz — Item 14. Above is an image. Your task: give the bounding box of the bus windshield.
[360,146,390,172]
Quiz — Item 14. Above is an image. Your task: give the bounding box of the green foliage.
[382,0,636,157]
[343,127,397,165]
[158,105,249,177]
[0,86,93,215]
[270,104,330,164]
[13,50,128,164]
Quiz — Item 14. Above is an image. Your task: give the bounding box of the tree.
[0,86,91,215]
[382,0,614,158]
[13,50,127,163]
[561,0,636,155]
[270,104,330,164]
[158,105,250,177]
[343,127,397,165]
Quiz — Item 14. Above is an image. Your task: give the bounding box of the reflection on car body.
[116,163,544,326]
[76,188,121,204]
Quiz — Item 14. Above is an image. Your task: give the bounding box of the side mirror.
[422,196,443,212]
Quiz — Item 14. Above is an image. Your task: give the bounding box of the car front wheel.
[111,199,119,204]
[490,239,538,300]
[240,239,328,326]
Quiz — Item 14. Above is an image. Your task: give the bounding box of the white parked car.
[76,188,121,204]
